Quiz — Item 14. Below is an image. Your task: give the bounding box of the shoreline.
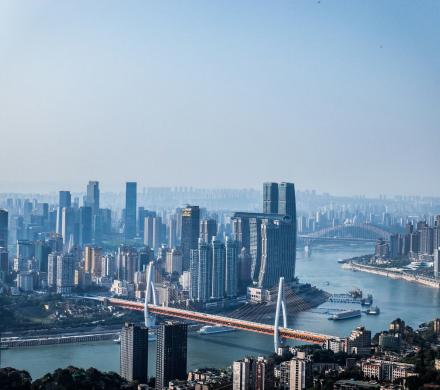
[343,262,440,289]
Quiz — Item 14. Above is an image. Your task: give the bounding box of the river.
[2,243,440,379]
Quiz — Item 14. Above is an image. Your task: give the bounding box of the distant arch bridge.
[298,223,392,243]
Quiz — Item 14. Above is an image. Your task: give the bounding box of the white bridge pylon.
[144,261,157,327]
[274,277,288,352]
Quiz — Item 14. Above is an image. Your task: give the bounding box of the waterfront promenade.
[344,262,440,289]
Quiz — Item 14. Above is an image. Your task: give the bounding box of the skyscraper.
[258,217,296,288]
[56,253,75,294]
[200,219,217,243]
[0,209,8,247]
[278,182,296,219]
[181,206,200,271]
[289,354,312,390]
[59,191,71,208]
[434,248,440,279]
[155,322,187,390]
[233,357,256,390]
[125,182,137,239]
[255,356,274,390]
[120,322,148,384]
[211,238,225,299]
[263,182,278,214]
[85,181,100,215]
[225,237,238,298]
[79,206,92,246]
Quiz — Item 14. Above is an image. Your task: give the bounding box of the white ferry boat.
[198,325,236,335]
[328,309,361,321]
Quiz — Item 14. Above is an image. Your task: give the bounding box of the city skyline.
[1,1,439,196]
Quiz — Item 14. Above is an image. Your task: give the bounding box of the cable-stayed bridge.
[95,263,336,352]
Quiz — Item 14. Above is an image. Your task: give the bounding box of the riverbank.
[343,262,440,289]
[1,330,119,348]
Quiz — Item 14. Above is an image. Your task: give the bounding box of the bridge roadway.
[106,297,334,345]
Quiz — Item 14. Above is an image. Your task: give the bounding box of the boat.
[361,294,373,306]
[365,306,380,315]
[113,336,120,344]
[198,325,236,335]
[328,309,361,321]
[337,258,347,264]
[304,245,311,257]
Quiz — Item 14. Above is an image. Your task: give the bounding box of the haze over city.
[1,1,439,195]
[1,2,440,390]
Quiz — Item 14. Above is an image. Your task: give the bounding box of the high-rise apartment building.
[211,238,225,299]
[125,182,137,239]
[166,248,183,275]
[155,322,187,390]
[233,357,255,390]
[120,322,148,384]
[117,246,138,283]
[289,354,312,390]
[255,356,274,390]
[47,252,58,288]
[181,206,200,271]
[225,237,238,297]
[345,326,372,356]
[56,253,75,294]
[263,182,278,214]
[189,239,212,302]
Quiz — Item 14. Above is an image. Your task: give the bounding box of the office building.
[200,219,217,244]
[258,217,296,288]
[78,206,92,246]
[278,182,296,219]
[35,240,51,273]
[61,207,75,246]
[120,322,148,384]
[155,322,187,390]
[225,237,238,297]
[0,209,8,247]
[125,182,137,239]
[263,182,278,214]
[0,247,8,274]
[181,206,200,271]
[85,181,100,215]
[59,191,71,208]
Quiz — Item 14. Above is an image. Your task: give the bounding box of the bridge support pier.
[144,261,157,328]
[274,277,287,352]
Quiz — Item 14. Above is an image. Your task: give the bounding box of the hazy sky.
[0,1,439,196]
